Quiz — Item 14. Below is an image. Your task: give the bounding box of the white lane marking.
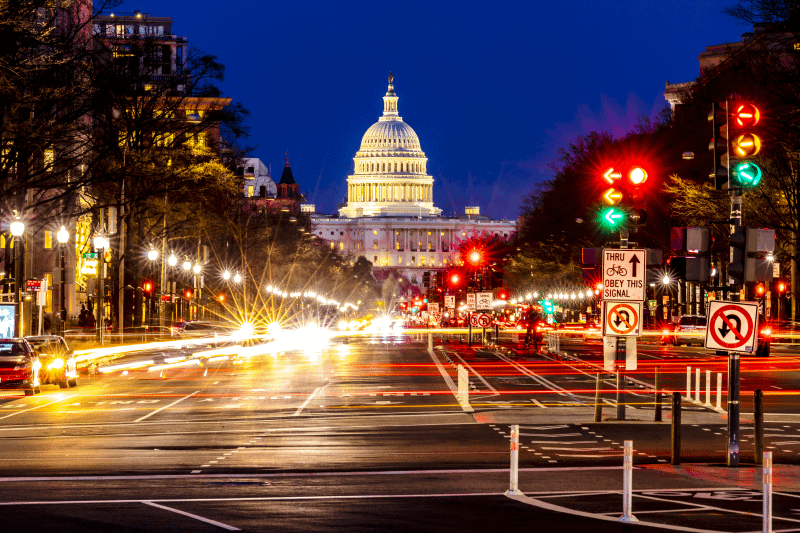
[135,391,198,423]
[0,466,628,483]
[530,399,547,408]
[449,352,498,396]
[427,346,473,413]
[142,501,240,530]
[0,395,75,420]
[293,387,324,416]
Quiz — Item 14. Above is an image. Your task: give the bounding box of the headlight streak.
[48,359,65,370]
[99,360,155,373]
[148,359,201,372]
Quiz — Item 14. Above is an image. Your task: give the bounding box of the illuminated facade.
[312,74,516,288]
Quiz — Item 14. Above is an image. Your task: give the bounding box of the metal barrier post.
[763,451,773,533]
[505,424,522,496]
[654,367,662,422]
[594,372,602,422]
[755,389,764,465]
[671,392,681,465]
[618,440,638,522]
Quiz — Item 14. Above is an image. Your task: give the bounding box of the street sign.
[25,279,41,291]
[82,252,99,260]
[428,302,440,315]
[602,301,642,337]
[466,293,477,312]
[444,295,455,309]
[602,248,645,301]
[476,292,493,310]
[470,313,491,328]
[705,300,759,353]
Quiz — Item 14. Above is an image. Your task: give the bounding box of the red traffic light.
[142,280,153,294]
[756,283,766,296]
[628,166,647,186]
[449,273,461,286]
[778,281,786,293]
[467,249,483,265]
[217,293,226,303]
[184,288,193,299]
[498,290,508,300]
[733,103,760,127]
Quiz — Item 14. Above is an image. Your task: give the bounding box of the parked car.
[0,339,40,395]
[24,335,77,388]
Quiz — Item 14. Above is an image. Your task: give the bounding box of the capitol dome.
[339,73,441,218]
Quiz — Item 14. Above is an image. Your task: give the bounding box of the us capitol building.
[310,74,517,289]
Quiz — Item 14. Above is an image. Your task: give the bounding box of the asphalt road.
[0,332,798,532]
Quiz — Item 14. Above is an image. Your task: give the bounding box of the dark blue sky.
[118,0,746,219]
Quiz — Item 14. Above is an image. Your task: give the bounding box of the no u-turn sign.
[704,301,759,353]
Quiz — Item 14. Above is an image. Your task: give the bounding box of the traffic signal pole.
[727,190,743,466]
[617,228,629,421]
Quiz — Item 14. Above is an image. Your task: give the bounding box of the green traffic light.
[596,207,627,231]
[731,161,762,188]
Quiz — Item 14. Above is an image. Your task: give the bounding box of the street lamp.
[223,270,231,281]
[10,218,24,337]
[168,254,177,267]
[233,272,242,283]
[147,247,158,326]
[56,226,69,330]
[93,233,109,343]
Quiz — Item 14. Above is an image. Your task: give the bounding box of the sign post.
[602,248,646,421]
[704,300,759,467]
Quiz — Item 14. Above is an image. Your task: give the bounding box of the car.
[0,339,41,395]
[661,315,707,346]
[24,335,77,388]
[755,314,771,357]
[174,321,237,340]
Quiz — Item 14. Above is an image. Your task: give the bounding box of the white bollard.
[763,451,772,533]
[457,364,469,407]
[705,370,712,406]
[686,367,692,399]
[505,424,522,496]
[696,368,702,403]
[618,440,638,522]
[428,333,433,351]
[716,373,723,410]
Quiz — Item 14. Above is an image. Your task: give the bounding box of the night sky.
[116,0,745,220]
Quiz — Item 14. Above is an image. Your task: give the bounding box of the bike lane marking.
[135,391,198,422]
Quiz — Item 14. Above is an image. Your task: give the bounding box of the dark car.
[661,315,707,346]
[24,335,77,388]
[0,339,40,395]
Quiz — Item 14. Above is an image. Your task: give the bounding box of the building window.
[398,256,403,263]
[411,256,415,263]
[44,231,52,250]
[331,242,335,250]
[340,231,344,236]
[330,231,334,236]
[374,256,378,263]
[247,185,254,197]
[373,230,378,235]
[339,242,344,250]
[43,149,54,172]
[373,242,378,250]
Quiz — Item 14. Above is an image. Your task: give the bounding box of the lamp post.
[147,247,158,327]
[93,233,109,344]
[10,219,24,338]
[168,253,177,321]
[182,259,191,320]
[192,262,201,320]
[56,226,69,332]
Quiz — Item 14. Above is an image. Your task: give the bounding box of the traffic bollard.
[705,370,712,406]
[618,440,638,522]
[654,367,662,422]
[755,389,764,465]
[763,451,772,533]
[696,367,701,403]
[716,373,723,410]
[505,424,522,496]
[671,392,681,465]
[594,373,602,423]
[686,367,691,399]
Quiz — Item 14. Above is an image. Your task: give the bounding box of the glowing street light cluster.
[264,284,359,312]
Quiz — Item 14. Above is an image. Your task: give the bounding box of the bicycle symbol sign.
[602,248,645,302]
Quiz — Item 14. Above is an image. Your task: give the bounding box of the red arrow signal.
[603,168,622,184]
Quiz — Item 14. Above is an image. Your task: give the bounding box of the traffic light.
[217,292,226,303]
[491,270,504,289]
[597,207,627,231]
[498,289,509,300]
[729,225,775,284]
[598,166,648,228]
[778,281,787,294]
[422,271,430,288]
[142,280,153,296]
[708,101,729,190]
[449,273,461,287]
[467,249,484,267]
[542,299,554,315]
[183,287,193,300]
[755,283,766,297]
[728,102,763,189]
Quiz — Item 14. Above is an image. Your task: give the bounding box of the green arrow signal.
[604,208,623,225]
[731,161,762,188]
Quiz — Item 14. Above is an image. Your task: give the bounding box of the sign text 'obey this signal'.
[602,248,645,301]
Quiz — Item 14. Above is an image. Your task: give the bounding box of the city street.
[0,332,798,531]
